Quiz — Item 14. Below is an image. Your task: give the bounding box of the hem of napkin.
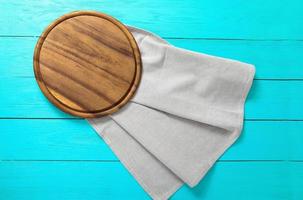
[189,64,255,187]
[89,119,183,200]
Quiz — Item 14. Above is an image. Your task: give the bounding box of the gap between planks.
[1,160,302,162]
[0,118,303,121]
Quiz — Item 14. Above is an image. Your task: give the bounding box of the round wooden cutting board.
[34,11,142,118]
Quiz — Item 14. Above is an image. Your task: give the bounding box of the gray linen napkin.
[88,26,255,199]
[90,117,182,200]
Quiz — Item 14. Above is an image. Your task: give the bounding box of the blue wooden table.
[0,1,302,199]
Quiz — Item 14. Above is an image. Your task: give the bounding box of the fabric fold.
[130,27,255,131]
[88,26,255,199]
[110,101,243,187]
[89,117,183,200]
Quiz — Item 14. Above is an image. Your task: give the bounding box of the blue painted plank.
[0,0,303,39]
[2,38,303,79]
[0,120,302,161]
[1,78,302,119]
[245,80,303,119]
[0,119,115,161]
[0,161,301,200]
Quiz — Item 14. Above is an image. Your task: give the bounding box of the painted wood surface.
[0,162,302,200]
[0,0,302,199]
[1,120,302,161]
[0,0,303,39]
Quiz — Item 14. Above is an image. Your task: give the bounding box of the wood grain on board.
[34,11,141,118]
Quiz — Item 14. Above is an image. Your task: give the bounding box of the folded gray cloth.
[89,26,255,200]
[90,117,182,200]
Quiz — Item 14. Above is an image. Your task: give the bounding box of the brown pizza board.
[33,11,142,118]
